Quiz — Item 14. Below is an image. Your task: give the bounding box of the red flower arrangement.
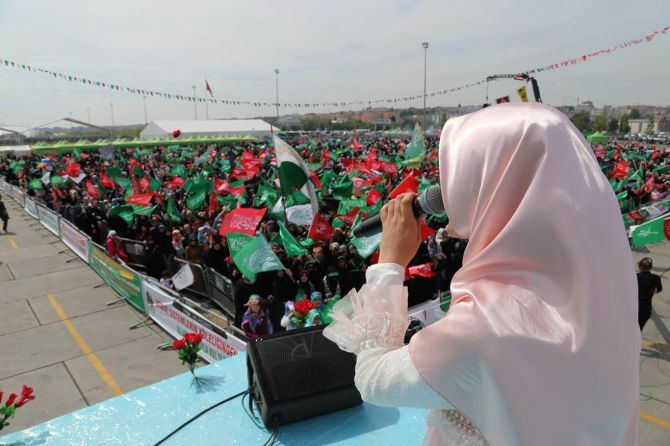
[291,299,314,327]
[173,332,204,376]
[0,385,36,431]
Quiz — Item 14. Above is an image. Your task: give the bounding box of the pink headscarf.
[409,103,640,445]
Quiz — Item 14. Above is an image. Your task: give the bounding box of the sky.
[0,0,669,128]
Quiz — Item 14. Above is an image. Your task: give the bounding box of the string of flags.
[0,25,667,109]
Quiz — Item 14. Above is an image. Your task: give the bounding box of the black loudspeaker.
[246,325,362,428]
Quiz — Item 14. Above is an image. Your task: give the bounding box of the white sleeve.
[355,345,455,409]
[324,262,453,410]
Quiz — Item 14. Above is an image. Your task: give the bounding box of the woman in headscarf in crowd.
[324,103,640,445]
[105,230,129,263]
[171,229,184,257]
[241,294,273,340]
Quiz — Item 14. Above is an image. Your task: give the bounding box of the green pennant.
[404,123,426,160]
[278,222,307,257]
[167,199,182,223]
[231,235,285,282]
[351,231,383,259]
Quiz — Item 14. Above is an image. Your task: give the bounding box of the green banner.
[631,214,670,248]
[88,242,145,312]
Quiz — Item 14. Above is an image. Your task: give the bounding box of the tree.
[629,109,641,119]
[645,115,656,136]
[571,111,592,132]
[618,114,631,134]
[593,111,608,132]
[608,118,619,133]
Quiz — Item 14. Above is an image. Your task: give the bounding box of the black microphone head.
[417,185,444,215]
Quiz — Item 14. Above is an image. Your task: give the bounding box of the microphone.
[352,185,444,238]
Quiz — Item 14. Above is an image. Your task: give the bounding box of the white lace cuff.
[323,282,409,355]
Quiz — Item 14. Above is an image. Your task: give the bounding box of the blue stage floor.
[0,353,427,445]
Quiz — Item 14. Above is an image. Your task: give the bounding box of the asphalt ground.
[0,197,669,444]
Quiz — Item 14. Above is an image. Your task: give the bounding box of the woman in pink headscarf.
[324,103,640,445]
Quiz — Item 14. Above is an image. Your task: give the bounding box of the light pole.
[143,96,148,124]
[192,85,197,120]
[422,42,429,130]
[274,69,279,120]
[110,103,115,136]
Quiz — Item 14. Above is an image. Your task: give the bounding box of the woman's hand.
[378,193,422,268]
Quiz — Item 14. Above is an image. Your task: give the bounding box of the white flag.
[41,171,51,185]
[286,204,314,226]
[171,264,195,291]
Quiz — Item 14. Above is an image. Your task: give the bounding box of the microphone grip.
[352,199,424,238]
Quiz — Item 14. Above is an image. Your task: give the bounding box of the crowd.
[1,131,667,340]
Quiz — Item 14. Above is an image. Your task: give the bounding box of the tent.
[139,119,277,140]
[587,132,608,144]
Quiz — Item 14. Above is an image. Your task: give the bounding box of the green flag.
[167,199,182,223]
[278,222,307,256]
[148,177,161,191]
[631,214,670,248]
[405,123,426,160]
[109,205,134,226]
[106,167,122,179]
[351,231,383,259]
[51,175,66,188]
[131,204,157,216]
[171,164,188,178]
[227,232,254,257]
[186,187,208,211]
[115,176,131,191]
[332,178,353,200]
[255,185,279,208]
[231,235,285,282]
[29,178,42,190]
[274,135,318,214]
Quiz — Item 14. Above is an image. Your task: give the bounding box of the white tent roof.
[139,119,277,139]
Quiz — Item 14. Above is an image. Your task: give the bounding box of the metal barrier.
[171,257,211,299]
[119,237,148,272]
[205,267,236,318]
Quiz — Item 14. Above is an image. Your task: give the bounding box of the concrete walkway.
[0,196,669,444]
[0,198,184,435]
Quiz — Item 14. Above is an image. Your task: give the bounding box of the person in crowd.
[171,229,184,257]
[324,103,640,445]
[241,294,273,340]
[105,230,129,263]
[0,194,9,233]
[637,256,663,331]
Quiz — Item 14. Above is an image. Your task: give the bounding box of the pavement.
[0,196,669,444]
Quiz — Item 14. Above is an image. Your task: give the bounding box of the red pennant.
[127,193,154,207]
[308,213,334,242]
[366,188,382,206]
[218,207,267,236]
[389,174,419,199]
[610,161,630,179]
[408,263,436,278]
[309,169,322,190]
[337,207,360,227]
[99,171,115,189]
[167,177,185,188]
[208,191,219,215]
[85,181,100,199]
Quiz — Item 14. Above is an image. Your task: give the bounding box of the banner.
[172,263,195,291]
[59,219,90,262]
[88,242,145,312]
[142,279,245,362]
[24,197,38,219]
[11,185,25,206]
[630,213,670,248]
[37,204,59,236]
[218,207,267,236]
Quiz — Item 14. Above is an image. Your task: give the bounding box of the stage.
[0,353,427,445]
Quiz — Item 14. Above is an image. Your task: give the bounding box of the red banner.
[219,207,267,236]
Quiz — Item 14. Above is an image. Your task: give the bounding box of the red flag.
[167,177,185,188]
[308,213,334,242]
[309,169,322,190]
[366,188,382,206]
[420,217,436,240]
[337,207,360,227]
[127,193,154,207]
[380,161,398,175]
[139,176,150,193]
[644,173,656,193]
[218,207,267,236]
[208,191,219,214]
[389,174,419,199]
[408,263,436,278]
[99,171,115,189]
[205,79,213,96]
[495,95,511,104]
[65,163,81,178]
[214,178,229,194]
[85,181,100,199]
[610,161,630,179]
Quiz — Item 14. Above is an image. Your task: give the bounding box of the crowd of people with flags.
[0,126,668,338]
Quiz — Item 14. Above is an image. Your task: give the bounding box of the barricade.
[11,185,25,206]
[171,257,211,299]
[36,203,59,236]
[24,196,39,219]
[205,267,236,318]
[88,241,145,312]
[59,218,90,263]
[142,278,246,361]
[118,236,148,272]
